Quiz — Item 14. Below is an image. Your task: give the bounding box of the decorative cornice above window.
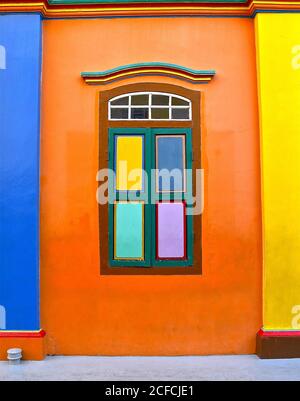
[1,1,300,18]
[81,63,216,85]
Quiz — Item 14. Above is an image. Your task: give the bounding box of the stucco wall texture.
[40,18,262,355]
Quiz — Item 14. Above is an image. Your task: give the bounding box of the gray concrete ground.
[0,355,300,381]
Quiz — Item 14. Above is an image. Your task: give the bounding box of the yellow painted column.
[256,13,300,330]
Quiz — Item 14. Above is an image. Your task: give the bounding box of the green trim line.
[82,63,216,85]
[50,0,247,4]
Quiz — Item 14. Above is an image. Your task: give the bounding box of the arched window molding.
[82,63,216,85]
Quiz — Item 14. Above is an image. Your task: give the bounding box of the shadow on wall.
[0,45,6,70]
[0,45,7,329]
[0,306,6,329]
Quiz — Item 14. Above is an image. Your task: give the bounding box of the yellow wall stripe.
[256,13,300,330]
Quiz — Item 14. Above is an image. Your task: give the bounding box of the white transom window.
[109,92,192,121]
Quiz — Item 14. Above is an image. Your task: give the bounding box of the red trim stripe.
[258,329,300,338]
[0,330,46,339]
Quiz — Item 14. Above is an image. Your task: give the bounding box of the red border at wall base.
[257,329,300,359]
[0,330,46,360]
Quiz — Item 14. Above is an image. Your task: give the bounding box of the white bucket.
[7,348,22,365]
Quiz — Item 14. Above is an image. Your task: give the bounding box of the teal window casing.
[108,127,194,269]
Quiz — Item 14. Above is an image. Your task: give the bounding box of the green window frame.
[108,127,194,268]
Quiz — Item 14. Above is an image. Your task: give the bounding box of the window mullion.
[128,95,132,120]
[145,127,154,267]
[149,93,152,120]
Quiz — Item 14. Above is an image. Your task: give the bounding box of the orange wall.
[40,17,262,355]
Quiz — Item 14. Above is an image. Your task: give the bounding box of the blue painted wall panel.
[0,15,42,331]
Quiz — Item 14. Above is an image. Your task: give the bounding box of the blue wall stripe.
[0,14,42,331]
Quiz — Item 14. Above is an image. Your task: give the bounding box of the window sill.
[100,265,202,276]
